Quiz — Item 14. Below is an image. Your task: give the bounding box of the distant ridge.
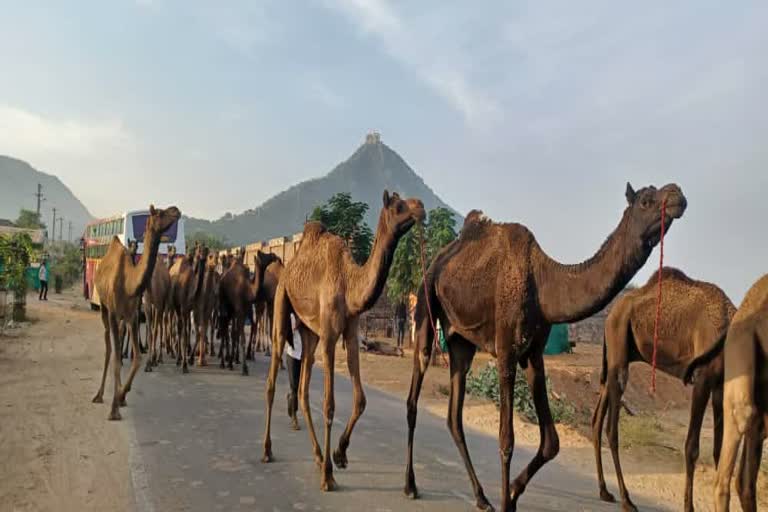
[186,132,461,245]
[0,155,94,239]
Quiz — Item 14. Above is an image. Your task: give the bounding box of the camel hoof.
[404,485,419,500]
[314,455,324,468]
[622,502,638,512]
[261,452,273,464]
[182,365,189,374]
[599,488,616,503]
[291,419,301,431]
[144,365,152,373]
[320,476,338,492]
[241,366,249,376]
[332,449,348,469]
[108,410,122,421]
[476,496,494,511]
[92,395,103,404]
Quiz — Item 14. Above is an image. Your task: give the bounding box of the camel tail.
[599,332,608,385]
[683,335,726,385]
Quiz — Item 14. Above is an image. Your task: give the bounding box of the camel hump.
[302,221,327,240]
[460,209,493,239]
[644,267,692,287]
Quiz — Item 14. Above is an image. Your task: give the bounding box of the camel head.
[624,183,687,248]
[127,238,138,257]
[381,190,426,239]
[147,204,181,236]
[206,251,217,271]
[255,250,280,271]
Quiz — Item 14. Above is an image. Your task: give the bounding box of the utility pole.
[68,221,72,242]
[34,183,45,217]
[52,208,57,242]
[58,217,64,242]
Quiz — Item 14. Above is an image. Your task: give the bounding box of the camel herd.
[90,187,766,512]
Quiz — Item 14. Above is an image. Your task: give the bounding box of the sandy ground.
[1,288,764,511]
[0,289,133,512]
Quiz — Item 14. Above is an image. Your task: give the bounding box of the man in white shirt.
[285,313,303,430]
[38,259,48,301]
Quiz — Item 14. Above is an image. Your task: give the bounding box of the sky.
[0,1,765,301]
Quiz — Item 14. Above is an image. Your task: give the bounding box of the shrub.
[466,363,576,425]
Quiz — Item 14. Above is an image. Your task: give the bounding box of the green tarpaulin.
[544,324,570,355]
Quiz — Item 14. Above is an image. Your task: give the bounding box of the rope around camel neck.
[651,199,667,393]
[417,224,448,367]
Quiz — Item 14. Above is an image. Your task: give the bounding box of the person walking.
[38,259,48,301]
[394,299,407,351]
[285,313,302,430]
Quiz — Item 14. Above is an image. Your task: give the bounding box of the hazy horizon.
[1,1,765,301]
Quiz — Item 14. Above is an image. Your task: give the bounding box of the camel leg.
[445,336,493,510]
[209,311,216,357]
[144,306,154,372]
[333,319,367,469]
[682,379,712,512]
[181,313,190,373]
[604,366,637,512]
[240,315,249,376]
[510,343,560,509]
[735,415,764,512]
[198,317,208,366]
[299,331,323,466]
[497,344,518,512]
[92,306,112,403]
[318,335,338,491]
[176,312,183,367]
[403,316,433,499]
[120,315,143,404]
[108,313,123,420]
[261,324,287,463]
[712,383,724,467]
[592,380,614,502]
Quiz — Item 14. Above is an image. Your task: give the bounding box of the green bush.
[48,242,82,289]
[466,363,576,425]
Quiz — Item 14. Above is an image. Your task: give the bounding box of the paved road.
[123,355,667,512]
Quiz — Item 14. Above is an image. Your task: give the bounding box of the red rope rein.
[417,224,448,367]
[650,199,667,393]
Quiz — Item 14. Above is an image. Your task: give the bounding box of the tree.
[15,209,45,229]
[310,192,373,264]
[188,231,227,251]
[48,241,83,289]
[386,207,458,304]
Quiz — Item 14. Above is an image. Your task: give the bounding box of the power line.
[34,183,45,217]
[58,216,64,242]
[52,207,57,242]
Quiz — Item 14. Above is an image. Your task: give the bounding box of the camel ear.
[625,183,636,204]
[383,190,391,207]
[149,204,156,215]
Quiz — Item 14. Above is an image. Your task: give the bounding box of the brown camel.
[262,191,426,492]
[91,205,181,420]
[707,273,768,512]
[593,267,735,512]
[191,251,218,366]
[404,183,687,512]
[143,243,174,371]
[218,250,280,374]
[169,243,206,373]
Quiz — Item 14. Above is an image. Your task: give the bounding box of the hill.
[0,155,94,240]
[185,133,460,245]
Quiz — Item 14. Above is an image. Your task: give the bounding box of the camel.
[91,205,181,420]
[705,273,768,512]
[169,243,206,373]
[592,267,735,512]
[262,191,426,492]
[143,244,175,371]
[403,183,687,512]
[120,239,146,359]
[218,250,280,374]
[191,251,218,366]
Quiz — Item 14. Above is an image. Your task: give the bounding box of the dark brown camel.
[404,183,687,511]
[169,243,206,373]
[702,273,768,512]
[91,205,181,420]
[593,267,735,512]
[262,191,425,492]
[144,244,174,371]
[218,250,280,374]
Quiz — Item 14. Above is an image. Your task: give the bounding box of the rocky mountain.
[0,155,94,240]
[186,133,460,245]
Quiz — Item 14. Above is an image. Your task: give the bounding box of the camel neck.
[347,211,398,315]
[125,223,162,297]
[532,211,651,323]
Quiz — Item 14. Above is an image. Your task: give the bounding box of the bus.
[83,209,185,308]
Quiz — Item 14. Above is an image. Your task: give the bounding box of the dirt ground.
[0,289,133,512]
[1,289,764,512]
[329,336,767,511]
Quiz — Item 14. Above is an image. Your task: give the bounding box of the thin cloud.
[308,81,345,109]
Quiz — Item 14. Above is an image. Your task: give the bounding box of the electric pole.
[58,217,64,242]
[52,208,57,242]
[68,221,72,242]
[34,183,45,218]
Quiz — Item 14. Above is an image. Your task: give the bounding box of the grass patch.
[466,363,576,425]
[619,414,664,449]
